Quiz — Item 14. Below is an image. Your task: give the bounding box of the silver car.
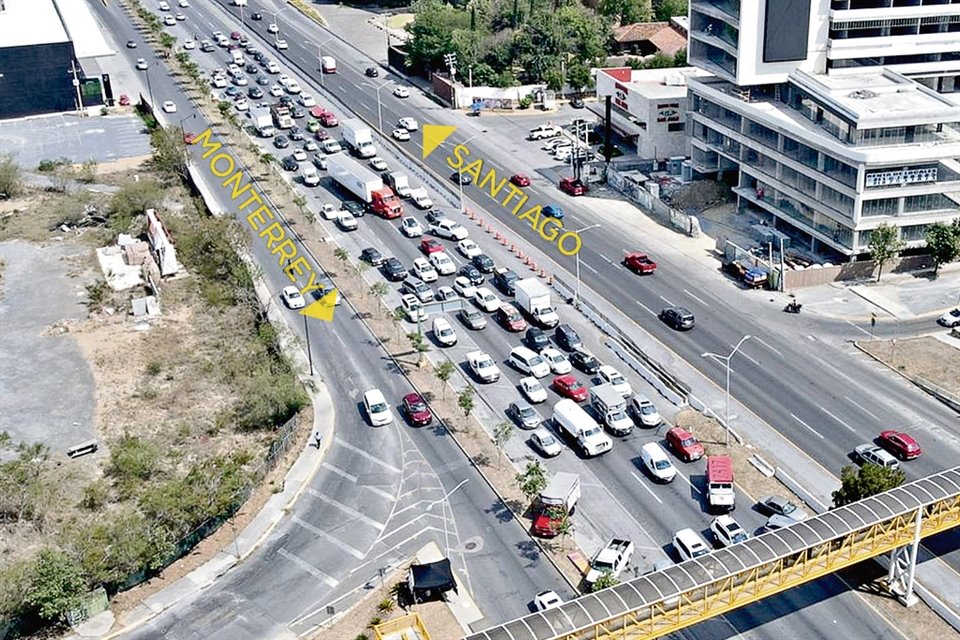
[530,427,562,457]
[509,401,543,430]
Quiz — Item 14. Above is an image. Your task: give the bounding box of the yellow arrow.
[422,124,457,159]
[300,288,338,322]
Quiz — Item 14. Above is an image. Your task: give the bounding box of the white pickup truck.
[410,187,433,210]
[466,350,500,383]
[585,537,634,587]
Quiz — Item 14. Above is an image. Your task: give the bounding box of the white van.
[641,442,676,483]
[553,399,612,457]
[321,56,337,73]
[673,528,710,561]
[363,389,393,426]
[231,49,244,65]
[301,163,320,186]
[510,346,550,378]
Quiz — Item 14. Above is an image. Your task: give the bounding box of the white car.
[400,216,425,237]
[436,286,458,302]
[429,251,456,276]
[267,61,280,74]
[280,285,305,309]
[520,377,548,404]
[432,219,469,240]
[392,128,411,141]
[211,75,227,88]
[161,101,177,113]
[457,239,482,259]
[320,203,337,220]
[369,156,388,172]
[299,94,316,107]
[938,308,960,327]
[598,365,632,397]
[393,86,410,98]
[466,350,500,383]
[710,515,750,548]
[322,139,342,154]
[178,0,189,6]
[530,428,562,458]
[540,348,572,374]
[854,444,900,469]
[269,85,283,97]
[398,117,418,131]
[267,23,279,34]
[292,148,307,162]
[159,0,170,9]
[234,98,249,111]
[337,211,358,231]
[673,528,711,562]
[164,15,176,26]
[534,590,563,611]
[175,12,186,20]
[472,287,501,312]
[285,80,301,94]
[401,294,425,322]
[431,317,458,347]
[453,276,476,299]
[363,389,393,426]
[274,39,289,50]
[232,76,249,86]
[278,74,291,85]
[136,58,148,70]
[183,38,196,50]
[630,394,661,427]
[412,257,439,283]
[304,140,319,152]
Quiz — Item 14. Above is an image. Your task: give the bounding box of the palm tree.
[333,247,350,277]
[368,282,389,318]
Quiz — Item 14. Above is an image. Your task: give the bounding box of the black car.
[247,86,264,99]
[471,254,495,274]
[251,11,263,20]
[273,135,290,149]
[126,40,137,48]
[224,86,240,97]
[425,210,449,226]
[245,63,258,74]
[290,106,306,119]
[525,327,550,351]
[458,308,487,331]
[570,349,600,374]
[365,66,380,77]
[554,324,583,351]
[342,200,365,217]
[289,127,305,141]
[660,306,695,330]
[570,96,585,109]
[458,265,484,286]
[256,74,270,86]
[382,257,408,281]
[452,172,473,185]
[361,247,384,266]
[493,269,519,296]
[200,42,215,52]
[281,155,299,171]
[253,52,267,63]
[279,95,293,107]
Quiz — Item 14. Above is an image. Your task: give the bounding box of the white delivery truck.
[409,187,434,210]
[321,56,337,73]
[326,153,403,219]
[341,118,376,158]
[590,384,633,436]
[386,172,412,198]
[250,106,275,137]
[515,278,560,328]
[301,163,320,186]
[553,399,612,457]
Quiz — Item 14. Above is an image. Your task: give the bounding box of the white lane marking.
[334,437,401,473]
[738,349,761,367]
[364,484,396,501]
[306,488,386,531]
[791,413,824,439]
[630,471,664,504]
[672,467,700,495]
[322,462,357,482]
[844,319,874,339]
[660,295,674,306]
[753,336,783,357]
[845,396,881,421]
[821,406,857,433]
[292,516,365,559]
[683,289,707,306]
[598,253,613,264]
[636,301,656,316]
[806,335,816,341]
[359,102,371,111]
[582,262,599,274]
[277,548,340,587]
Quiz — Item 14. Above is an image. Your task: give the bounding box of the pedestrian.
[312,430,323,449]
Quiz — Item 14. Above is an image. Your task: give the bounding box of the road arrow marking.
[300,288,338,322]
[422,124,457,159]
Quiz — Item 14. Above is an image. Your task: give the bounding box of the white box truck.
[409,187,433,210]
[515,278,560,328]
[553,399,612,457]
[341,118,376,158]
[321,56,337,73]
[532,472,580,537]
[387,172,412,198]
[326,153,403,219]
[301,163,320,186]
[250,106,275,137]
[590,384,633,436]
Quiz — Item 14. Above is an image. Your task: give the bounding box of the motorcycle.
[784,301,802,314]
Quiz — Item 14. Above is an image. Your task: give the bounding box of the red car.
[553,375,588,402]
[511,173,531,187]
[314,129,330,141]
[623,252,657,274]
[420,238,444,255]
[230,31,242,40]
[665,426,704,462]
[402,393,433,427]
[878,430,922,460]
[118,94,131,106]
[495,303,527,332]
[558,177,587,196]
[310,106,338,127]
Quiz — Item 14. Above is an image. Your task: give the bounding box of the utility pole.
[68,60,84,115]
[444,52,458,83]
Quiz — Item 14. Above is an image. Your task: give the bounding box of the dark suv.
[554,324,582,351]
[381,257,408,281]
[525,327,550,351]
[660,306,695,330]
[472,254,495,274]
[493,269,519,296]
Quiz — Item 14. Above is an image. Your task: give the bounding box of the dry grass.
[857,336,960,397]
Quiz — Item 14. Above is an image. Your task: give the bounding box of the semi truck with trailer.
[326,154,403,219]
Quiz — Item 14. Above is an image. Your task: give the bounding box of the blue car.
[543,204,564,219]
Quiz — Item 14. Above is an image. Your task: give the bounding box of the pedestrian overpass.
[465,467,960,640]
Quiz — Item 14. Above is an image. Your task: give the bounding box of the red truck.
[309,106,338,127]
[559,176,587,196]
[623,252,657,274]
[532,472,580,537]
[326,153,403,219]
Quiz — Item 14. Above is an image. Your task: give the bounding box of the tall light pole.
[144,61,160,108]
[702,335,752,446]
[573,224,600,307]
[451,131,486,213]
[316,36,335,85]
[361,81,388,131]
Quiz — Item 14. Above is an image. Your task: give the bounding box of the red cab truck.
[326,153,403,219]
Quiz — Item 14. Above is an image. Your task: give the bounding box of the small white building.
[594,67,712,160]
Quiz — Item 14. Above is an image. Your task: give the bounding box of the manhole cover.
[460,537,483,553]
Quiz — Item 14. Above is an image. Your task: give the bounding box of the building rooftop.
[600,67,713,99]
[612,22,688,57]
[0,0,70,49]
[57,0,113,58]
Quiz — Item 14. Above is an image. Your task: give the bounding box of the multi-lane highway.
[94,0,957,637]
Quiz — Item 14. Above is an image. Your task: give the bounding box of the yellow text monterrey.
[191,128,322,296]
[446,144,582,257]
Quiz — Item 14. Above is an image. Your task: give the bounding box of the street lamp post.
[702,335,752,446]
[573,224,600,307]
[179,113,196,139]
[361,82,388,131]
[316,36,335,85]
[144,61,159,107]
[303,313,314,376]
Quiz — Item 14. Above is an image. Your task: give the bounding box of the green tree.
[673,47,687,67]
[457,387,475,429]
[107,434,162,497]
[868,223,905,282]
[0,439,50,524]
[150,126,189,181]
[406,0,471,72]
[567,62,592,94]
[406,331,431,367]
[434,360,455,399]
[599,0,653,24]
[333,246,350,275]
[369,282,390,318]
[515,460,547,502]
[832,463,906,507]
[551,507,574,549]
[159,33,177,53]
[110,179,164,230]
[23,548,87,623]
[925,219,960,276]
[591,570,619,592]
[0,153,25,198]
[655,0,688,21]
[493,420,515,468]
[390,307,407,342]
